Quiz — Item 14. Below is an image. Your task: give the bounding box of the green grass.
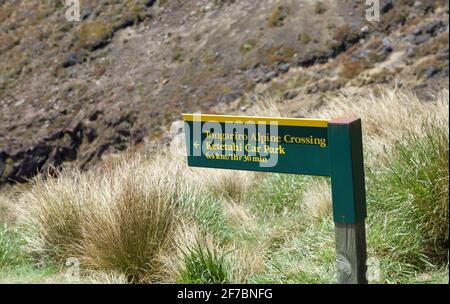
[178,240,232,284]
[0,224,59,283]
[244,125,449,284]
[406,266,449,284]
[177,190,234,243]
[248,174,307,216]
[0,224,29,270]
[240,40,257,55]
[251,217,336,284]
[366,126,449,282]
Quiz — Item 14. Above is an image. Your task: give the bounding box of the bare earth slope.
[0,0,448,184]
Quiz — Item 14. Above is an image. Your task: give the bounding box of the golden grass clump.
[17,154,186,282]
[75,155,182,282]
[17,172,86,263]
[190,167,254,203]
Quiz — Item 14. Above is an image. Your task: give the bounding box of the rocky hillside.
[0,0,448,184]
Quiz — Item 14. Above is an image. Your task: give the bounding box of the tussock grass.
[178,240,231,284]
[18,173,86,263]
[174,182,232,242]
[190,167,255,203]
[247,88,449,283]
[76,157,181,282]
[4,87,448,283]
[311,88,449,161]
[15,153,245,282]
[157,223,263,283]
[17,154,186,282]
[156,223,232,283]
[246,95,283,117]
[367,125,449,280]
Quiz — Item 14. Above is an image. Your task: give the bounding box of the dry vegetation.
[311,89,449,163]
[0,87,448,283]
[267,5,290,28]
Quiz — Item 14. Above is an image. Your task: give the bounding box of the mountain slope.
[0,0,448,184]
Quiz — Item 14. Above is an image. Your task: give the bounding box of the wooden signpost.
[182,114,368,284]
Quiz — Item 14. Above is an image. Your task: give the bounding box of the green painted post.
[183,114,369,284]
[328,117,368,284]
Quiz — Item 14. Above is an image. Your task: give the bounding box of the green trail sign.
[183,114,368,284]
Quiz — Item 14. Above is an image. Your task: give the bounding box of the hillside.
[1,87,448,284]
[0,0,449,284]
[1,0,449,184]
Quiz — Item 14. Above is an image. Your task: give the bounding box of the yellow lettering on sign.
[283,135,327,148]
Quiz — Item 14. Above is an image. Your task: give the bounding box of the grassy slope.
[0,89,448,284]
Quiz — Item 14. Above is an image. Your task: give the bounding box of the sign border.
[182,113,328,128]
